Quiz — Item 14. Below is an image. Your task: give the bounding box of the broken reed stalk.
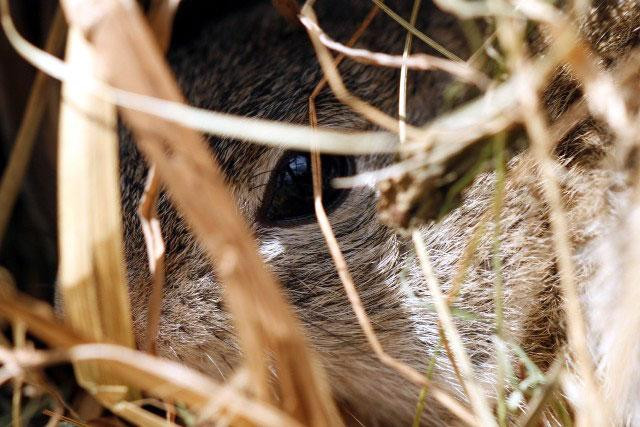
[301,2,423,141]
[137,166,165,355]
[57,24,137,402]
[139,0,181,355]
[0,284,302,427]
[298,16,490,89]
[518,74,605,426]
[306,6,474,425]
[412,233,496,426]
[0,8,66,245]
[58,0,341,425]
[0,3,395,156]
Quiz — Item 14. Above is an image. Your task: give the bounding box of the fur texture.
[118,1,640,425]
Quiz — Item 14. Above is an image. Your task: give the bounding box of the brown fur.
[118,1,640,424]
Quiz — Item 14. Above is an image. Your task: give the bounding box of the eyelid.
[256,151,353,227]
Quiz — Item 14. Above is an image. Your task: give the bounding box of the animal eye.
[259,151,352,225]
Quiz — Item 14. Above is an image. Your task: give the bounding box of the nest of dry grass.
[0,0,639,425]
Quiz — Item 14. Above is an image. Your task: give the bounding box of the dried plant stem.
[305,5,473,423]
[139,0,181,355]
[148,0,181,52]
[299,16,489,88]
[516,354,565,427]
[57,27,136,397]
[138,166,165,355]
[370,0,463,62]
[11,321,25,427]
[301,2,423,140]
[0,294,302,427]
[0,8,66,244]
[57,0,341,424]
[491,132,507,427]
[519,77,605,426]
[0,2,393,156]
[412,232,497,427]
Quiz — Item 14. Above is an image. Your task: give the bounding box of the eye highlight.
[258,151,352,226]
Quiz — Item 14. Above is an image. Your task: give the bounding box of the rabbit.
[118,0,640,424]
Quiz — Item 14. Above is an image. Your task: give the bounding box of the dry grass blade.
[0,8,66,244]
[370,0,463,62]
[412,232,496,427]
[518,71,606,426]
[137,166,165,355]
[515,0,633,144]
[57,26,136,398]
[309,153,475,425]
[57,0,342,424]
[516,354,565,427]
[0,2,393,155]
[0,291,303,427]
[305,6,474,423]
[140,0,181,355]
[299,16,490,88]
[148,0,181,52]
[301,2,423,141]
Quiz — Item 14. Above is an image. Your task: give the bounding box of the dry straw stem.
[515,0,633,144]
[139,0,182,355]
[0,1,392,156]
[0,8,66,244]
[0,287,302,427]
[58,23,137,399]
[412,232,496,427]
[305,4,474,425]
[298,16,491,89]
[518,72,606,426]
[137,166,165,355]
[516,354,565,427]
[301,3,424,141]
[309,152,474,425]
[396,6,490,423]
[334,40,577,190]
[58,0,341,424]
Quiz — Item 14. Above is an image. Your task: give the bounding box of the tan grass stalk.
[137,166,165,355]
[148,0,181,52]
[299,16,490,88]
[370,0,464,62]
[0,8,66,244]
[518,71,606,426]
[0,290,303,427]
[305,6,474,423]
[516,354,565,427]
[139,0,181,355]
[515,0,633,143]
[1,343,303,427]
[412,232,497,426]
[0,3,393,156]
[57,26,136,397]
[301,2,423,140]
[57,0,342,424]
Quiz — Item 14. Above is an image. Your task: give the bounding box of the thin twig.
[301,2,423,140]
[138,166,165,355]
[0,8,66,244]
[299,16,490,88]
[0,3,394,155]
[412,232,497,426]
[518,69,606,426]
[306,5,474,424]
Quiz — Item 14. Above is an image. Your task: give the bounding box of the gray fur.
[118,1,640,425]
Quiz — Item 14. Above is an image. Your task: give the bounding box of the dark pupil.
[261,152,350,224]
